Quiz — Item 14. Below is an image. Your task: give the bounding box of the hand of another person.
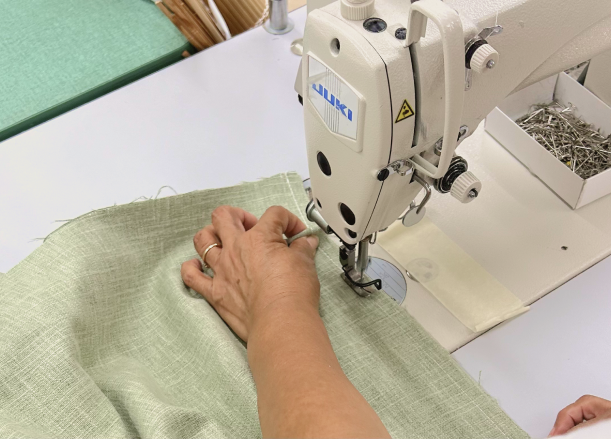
[181,205,319,342]
[549,395,611,436]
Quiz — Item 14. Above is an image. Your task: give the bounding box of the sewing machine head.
[295,0,611,297]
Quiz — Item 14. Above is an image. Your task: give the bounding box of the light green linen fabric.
[0,0,189,141]
[0,173,529,438]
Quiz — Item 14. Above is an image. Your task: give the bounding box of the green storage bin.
[0,0,190,142]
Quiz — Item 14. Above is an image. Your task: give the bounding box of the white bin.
[485,72,611,209]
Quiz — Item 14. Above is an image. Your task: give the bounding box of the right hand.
[181,205,320,343]
[549,395,611,436]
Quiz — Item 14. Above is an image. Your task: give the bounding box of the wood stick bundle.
[155,0,267,52]
[215,0,266,35]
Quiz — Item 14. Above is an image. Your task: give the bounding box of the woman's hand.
[181,205,390,438]
[549,395,611,436]
[181,205,319,342]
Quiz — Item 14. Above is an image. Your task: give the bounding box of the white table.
[0,8,309,272]
[453,255,611,439]
[2,7,611,436]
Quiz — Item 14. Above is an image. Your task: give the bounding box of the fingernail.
[548,428,556,437]
[306,235,319,249]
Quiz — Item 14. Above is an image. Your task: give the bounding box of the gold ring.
[201,243,220,269]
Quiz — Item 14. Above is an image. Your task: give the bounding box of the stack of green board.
[0,0,190,142]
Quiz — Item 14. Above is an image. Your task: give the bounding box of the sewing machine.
[295,0,611,297]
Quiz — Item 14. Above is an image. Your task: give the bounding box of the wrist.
[249,280,319,324]
[246,296,331,380]
[249,292,319,338]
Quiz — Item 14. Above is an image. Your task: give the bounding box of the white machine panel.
[308,56,360,141]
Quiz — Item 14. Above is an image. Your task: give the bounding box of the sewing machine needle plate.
[365,257,407,304]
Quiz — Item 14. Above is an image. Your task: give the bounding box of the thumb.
[289,235,319,258]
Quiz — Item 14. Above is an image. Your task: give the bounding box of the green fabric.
[0,0,189,142]
[0,173,529,438]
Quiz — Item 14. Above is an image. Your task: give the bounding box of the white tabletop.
[0,8,308,273]
[453,255,611,439]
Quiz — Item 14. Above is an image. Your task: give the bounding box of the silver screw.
[468,189,479,199]
[486,59,496,69]
[458,125,470,142]
[434,138,444,156]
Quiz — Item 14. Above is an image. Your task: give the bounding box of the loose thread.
[34,185,182,244]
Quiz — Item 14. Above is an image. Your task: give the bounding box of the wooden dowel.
[181,3,216,47]
[158,0,269,49]
[159,1,207,50]
[184,0,225,43]
[250,0,267,21]
[157,1,206,50]
[166,0,215,48]
[211,2,243,34]
[238,0,266,27]
[215,0,249,33]
[237,0,260,23]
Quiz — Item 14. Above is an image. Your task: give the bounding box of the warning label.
[395,99,415,123]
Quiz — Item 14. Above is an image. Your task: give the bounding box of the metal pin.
[516,101,611,179]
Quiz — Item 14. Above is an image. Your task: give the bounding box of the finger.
[565,416,605,436]
[211,206,259,245]
[575,395,611,417]
[550,404,584,437]
[194,225,222,267]
[549,396,611,437]
[289,235,319,259]
[181,259,213,300]
[256,206,307,243]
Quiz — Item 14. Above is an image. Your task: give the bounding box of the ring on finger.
[201,243,220,269]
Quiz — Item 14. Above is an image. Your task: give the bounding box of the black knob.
[377,169,390,181]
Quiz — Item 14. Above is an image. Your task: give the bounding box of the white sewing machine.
[295,0,611,297]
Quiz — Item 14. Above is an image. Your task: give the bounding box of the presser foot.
[301,187,408,304]
[341,269,380,297]
[339,239,408,304]
[341,257,408,304]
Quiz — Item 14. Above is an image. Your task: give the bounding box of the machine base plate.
[365,257,407,304]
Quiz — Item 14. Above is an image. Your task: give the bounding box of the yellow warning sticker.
[395,99,415,123]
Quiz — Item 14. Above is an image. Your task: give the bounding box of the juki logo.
[312,84,353,122]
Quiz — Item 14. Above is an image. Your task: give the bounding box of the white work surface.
[0,8,309,273]
[2,8,611,434]
[453,256,611,439]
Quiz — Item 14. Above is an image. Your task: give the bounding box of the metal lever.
[412,174,431,214]
[406,0,465,179]
[305,200,332,234]
[400,173,431,227]
[478,25,503,41]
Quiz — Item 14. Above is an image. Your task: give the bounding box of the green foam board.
[0,0,190,142]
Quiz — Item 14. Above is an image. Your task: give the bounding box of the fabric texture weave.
[0,173,529,438]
